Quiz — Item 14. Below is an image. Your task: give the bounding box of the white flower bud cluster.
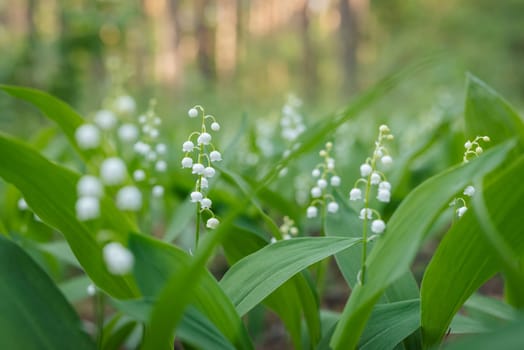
[349,125,394,234]
[75,156,144,221]
[450,185,476,219]
[75,95,141,151]
[463,135,490,163]
[281,94,306,142]
[182,105,222,230]
[272,216,299,243]
[132,101,167,199]
[74,94,166,201]
[306,142,341,219]
[75,175,103,221]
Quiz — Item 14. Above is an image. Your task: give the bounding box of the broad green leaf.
[464,74,524,145]
[219,166,322,347]
[471,179,524,307]
[0,85,84,152]
[330,140,514,349]
[178,307,236,350]
[0,236,95,350]
[113,299,236,350]
[128,233,252,350]
[317,300,420,350]
[222,225,320,349]
[444,317,524,350]
[220,236,362,316]
[449,314,491,334]
[420,155,524,347]
[464,294,518,322]
[359,299,420,350]
[0,133,138,298]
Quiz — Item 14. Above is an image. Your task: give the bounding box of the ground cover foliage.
[0,72,524,350]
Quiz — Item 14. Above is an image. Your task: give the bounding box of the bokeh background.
[1,0,523,138]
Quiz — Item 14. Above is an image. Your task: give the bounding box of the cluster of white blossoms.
[450,185,476,218]
[74,96,169,224]
[448,135,490,219]
[281,94,306,142]
[74,169,137,275]
[306,142,341,219]
[181,106,222,229]
[463,135,490,163]
[132,100,168,198]
[75,94,138,151]
[75,156,143,222]
[348,125,394,235]
[271,216,299,243]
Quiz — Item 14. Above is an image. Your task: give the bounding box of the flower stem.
[315,203,329,295]
[361,146,380,284]
[95,292,105,348]
[195,201,201,251]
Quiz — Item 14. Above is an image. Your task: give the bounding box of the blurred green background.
[1,0,523,139]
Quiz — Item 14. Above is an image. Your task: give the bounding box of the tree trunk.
[300,1,318,101]
[195,0,216,81]
[339,0,362,94]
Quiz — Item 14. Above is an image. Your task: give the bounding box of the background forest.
[1,0,523,136]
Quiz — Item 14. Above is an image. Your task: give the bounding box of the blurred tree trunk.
[168,0,183,86]
[143,0,181,84]
[195,0,216,81]
[236,0,247,69]
[339,0,366,93]
[216,0,238,80]
[300,1,318,101]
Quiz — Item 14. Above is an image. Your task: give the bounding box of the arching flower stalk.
[181,105,222,250]
[449,135,490,221]
[463,136,490,163]
[348,125,394,285]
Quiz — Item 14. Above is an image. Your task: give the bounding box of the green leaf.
[359,299,420,350]
[0,85,84,152]
[317,300,421,350]
[464,294,518,322]
[101,316,137,350]
[449,314,491,334]
[0,236,95,350]
[113,299,236,350]
[0,133,138,298]
[420,154,524,347]
[330,140,515,350]
[179,307,237,350]
[222,225,320,349]
[220,236,362,316]
[444,317,524,350]
[162,198,195,242]
[38,240,81,268]
[464,74,524,145]
[128,233,253,350]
